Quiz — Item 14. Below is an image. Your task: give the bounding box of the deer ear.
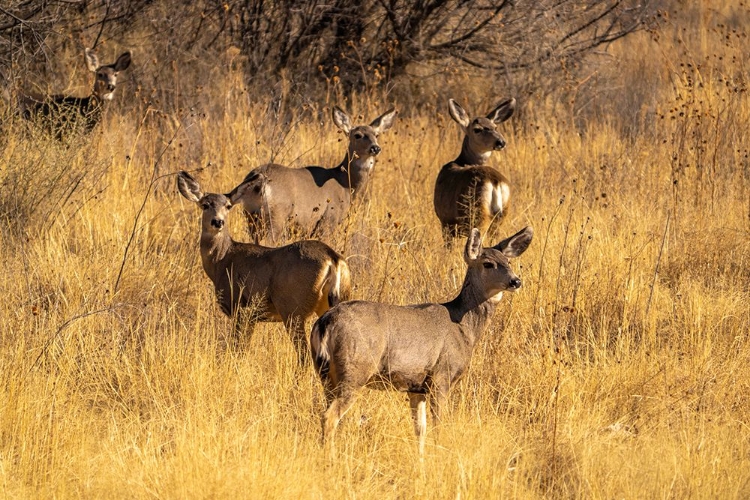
[464,228,483,262]
[332,106,352,134]
[448,99,470,132]
[85,48,99,72]
[113,52,132,72]
[486,98,516,124]
[370,108,397,134]
[177,171,203,203]
[227,172,265,204]
[494,226,533,257]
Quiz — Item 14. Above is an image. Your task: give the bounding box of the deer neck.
[336,151,374,196]
[455,137,491,166]
[443,278,501,346]
[199,230,234,283]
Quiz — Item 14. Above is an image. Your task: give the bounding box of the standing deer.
[18,48,132,137]
[228,106,397,243]
[433,98,516,240]
[177,171,351,365]
[311,225,533,455]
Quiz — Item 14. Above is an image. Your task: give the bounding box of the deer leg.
[283,313,310,367]
[232,310,257,351]
[322,388,356,459]
[428,377,451,426]
[408,392,428,456]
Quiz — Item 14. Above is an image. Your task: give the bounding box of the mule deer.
[177,171,351,365]
[18,48,132,137]
[311,226,533,455]
[434,98,516,240]
[228,106,397,243]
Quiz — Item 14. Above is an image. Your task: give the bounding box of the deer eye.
[353,132,364,140]
[473,127,482,134]
[201,203,210,210]
[483,262,496,269]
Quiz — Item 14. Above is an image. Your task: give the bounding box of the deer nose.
[495,138,506,150]
[509,277,522,289]
[211,219,224,229]
[107,84,115,91]
[369,144,381,155]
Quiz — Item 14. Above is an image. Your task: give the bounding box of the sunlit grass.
[1,6,749,498]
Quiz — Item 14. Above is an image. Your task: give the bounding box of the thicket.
[1,0,660,115]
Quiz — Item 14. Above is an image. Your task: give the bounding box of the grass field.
[1,2,749,498]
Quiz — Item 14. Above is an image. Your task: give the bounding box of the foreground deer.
[177,171,351,364]
[434,98,516,240]
[311,226,533,455]
[19,48,131,137]
[228,106,397,243]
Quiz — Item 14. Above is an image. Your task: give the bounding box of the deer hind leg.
[243,210,267,244]
[408,392,428,456]
[441,223,461,247]
[282,313,310,367]
[322,387,357,458]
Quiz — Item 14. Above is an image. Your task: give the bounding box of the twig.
[112,112,181,296]
[28,306,115,376]
[91,0,112,50]
[644,211,670,321]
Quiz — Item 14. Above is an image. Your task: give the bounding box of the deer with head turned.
[228,106,397,244]
[177,171,351,365]
[18,48,132,138]
[311,225,533,456]
[434,98,516,240]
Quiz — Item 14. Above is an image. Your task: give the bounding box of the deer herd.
[6,47,534,457]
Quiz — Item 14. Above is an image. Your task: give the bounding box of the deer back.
[230,163,352,243]
[434,163,510,231]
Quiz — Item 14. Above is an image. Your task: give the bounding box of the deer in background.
[177,171,351,365]
[228,106,397,244]
[311,225,533,456]
[434,98,516,240]
[17,48,131,137]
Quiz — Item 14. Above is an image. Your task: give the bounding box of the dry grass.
[1,4,749,498]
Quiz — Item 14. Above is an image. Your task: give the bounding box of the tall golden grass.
[1,3,749,498]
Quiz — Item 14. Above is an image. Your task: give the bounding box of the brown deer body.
[19,48,131,137]
[311,226,533,455]
[228,107,397,243]
[177,171,351,365]
[434,98,516,239]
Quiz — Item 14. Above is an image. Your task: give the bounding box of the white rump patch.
[333,263,342,298]
[488,182,509,216]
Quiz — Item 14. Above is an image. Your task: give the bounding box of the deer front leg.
[429,376,451,425]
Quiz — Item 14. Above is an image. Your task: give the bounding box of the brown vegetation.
[0,1,748,498]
